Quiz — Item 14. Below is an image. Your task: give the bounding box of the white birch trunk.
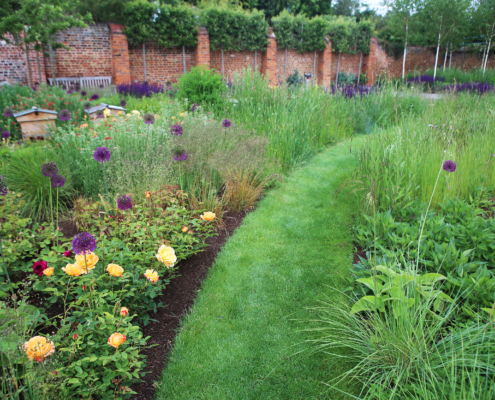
[449,43,452,69]
[143,42,147,82]
[481,46,486,69]
[443,44,448,70]
[433,32,441,79]
[402,20,408,80]
[357,52,362,85]
[336,53,341,85]
[182,45,186,74]
[484,38,491,74]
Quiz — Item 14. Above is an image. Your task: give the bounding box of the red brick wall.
[211,49,262,80]
[44,23,112,79]
[109,24,131,85]
[276,49,320,84]
[1,34,46,86]
[129,43,195,84]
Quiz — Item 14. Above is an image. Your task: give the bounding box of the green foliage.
[122,0,159,46]
[156,4,199,48]
[326,15,356,53]
[271,9,293,50]
[356,19,374,54]
[286,69,303,86]
[177,65,225,107]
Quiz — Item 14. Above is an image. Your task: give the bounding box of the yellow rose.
[108,333,126,348]
[155,245,177,268]
[200,211,216,222]
[117,111,124,116]
[23,336,55,362]
[144,269,159,283]
[107,263,124,277]
[120,307,129,316]
[74,253,99,274]
[103,108,111,116]
[62,263,83,277]
[43,267,54,277]
[131,110,140,116]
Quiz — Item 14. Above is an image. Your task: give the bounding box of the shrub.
[176,66,225,109]
[287,69,303,86]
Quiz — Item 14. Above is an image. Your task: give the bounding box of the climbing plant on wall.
[356,20,374,84]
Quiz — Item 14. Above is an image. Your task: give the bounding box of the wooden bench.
[47,77,112,89]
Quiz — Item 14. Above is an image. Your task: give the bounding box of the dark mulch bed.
[353,243,367,265]
[131,211,247,400]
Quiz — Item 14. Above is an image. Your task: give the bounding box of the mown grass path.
[155,137,364,400]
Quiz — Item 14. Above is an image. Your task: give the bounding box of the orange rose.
[120,307,129,317]
[108,333,126,348]
[145,191,151,198]
[144,269,159,283]
[106,264,124,277]
[74,252,99,274]
[200,211,216,221]
[23,336,55,362]
[43,267,54,277]
[62,263,82,276]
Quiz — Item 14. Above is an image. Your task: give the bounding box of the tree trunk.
[402,20,408,80]
[481,46,486,69]
[24,42,33,87]
[336,53,341,85]
[433,32,441,79]
[484,38,491,74]
[48,37,57,84]
[284,48,287,80]
[36,48,42,85]
[449,43,452,69]
[182,45,186,75]
[142,42,147,82]
[254,50,257,71]
[443,44,448,70]
[357,52,362,85]
[313,50,316,84]
[221,48,224,79]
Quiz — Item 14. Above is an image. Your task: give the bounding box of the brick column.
[109,24,131,85]
[261,28,277,86]
[363,37,377,85]
[317,38,332,88]
[195,27,210,68]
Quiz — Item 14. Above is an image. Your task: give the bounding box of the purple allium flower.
[93,146,111,163]
[96,110,105,119]
[191,103,199,111]
[51,175,65,188]
[3,107,14,117]
[41,162,59,178]
[172,146,188,161]
[143,113,155,124]
[90,93,99,101]
[120,98,127,107]
[170,124,183,136]
[443,160,457,173]
[83,101,92,110]
[2,131,10,139]
[116,194,132,211]
[222,119,231,128]
[81,90,87,97]
[72,232,96,255]
[66,89,73,95]
[31,86,37,91]
[59,109,71,121]
[0,176,7,196]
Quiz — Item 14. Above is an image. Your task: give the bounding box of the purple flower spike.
[41,162,59,178]
[59,109,71,122]
[93,147,111,163]
[3,107,14,117]
[443,160,457,173]
[51,175,65,188]
[72,232,96,255]
[144,113,155,124]
[170,124,183,136]
[0,176,7,196]
[116,194,132,211]
[222,119,231,128]
[2,131,10,139]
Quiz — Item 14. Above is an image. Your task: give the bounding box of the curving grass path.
[155,137,364,400]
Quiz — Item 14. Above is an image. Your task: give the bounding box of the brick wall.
[129,43,195,83]
[211,49,262,80]
[1,34,46,86]
[44,23,112,79]
[276,49,320,84]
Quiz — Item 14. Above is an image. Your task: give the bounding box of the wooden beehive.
[84,103,127,122]
[13,107,58,140]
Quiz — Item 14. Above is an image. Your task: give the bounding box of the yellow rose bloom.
[155,245,177,268]
[107,263,124,277]
[131,110,140,116]
[120,307,129,316]
[117,111,124,116]
[43,267,54,277]
[103,108,111,116]
[144,269,159,283]
[62,263,83,277]
[200,211,216,222]
[108,333,126,348]
[74,253,99,274]
[23,336,55,362]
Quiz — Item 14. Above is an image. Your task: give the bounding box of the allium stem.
[0,228,14,296]
[102,163,112,216]
[56,188,59,246]
[84,254,94,309]
[49,185,54,229]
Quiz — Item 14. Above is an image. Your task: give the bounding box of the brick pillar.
[317,38,332,88]
[363,37,377,85]
[195,27,210,68]
[261,28,277,86]
[109,23,131,85]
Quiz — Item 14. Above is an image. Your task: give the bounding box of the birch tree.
[472,0,495,74]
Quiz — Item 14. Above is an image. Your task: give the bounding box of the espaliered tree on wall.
[201,7,268,79]
[272,10,293,80]
[355,20,373,84]
[326,16,356,84]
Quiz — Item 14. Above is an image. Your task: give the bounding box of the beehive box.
[85,103,127,123]
[13,107,58,140]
